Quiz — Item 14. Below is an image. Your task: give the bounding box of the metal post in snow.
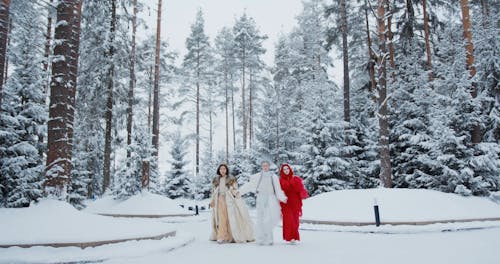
[374,198,381,227]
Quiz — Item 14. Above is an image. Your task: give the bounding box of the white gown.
[240,171,287,245]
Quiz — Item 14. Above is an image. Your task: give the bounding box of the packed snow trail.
[102,211,500,264]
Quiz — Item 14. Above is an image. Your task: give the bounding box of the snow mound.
[302,188,500,222]
[85,191,190,216]
[0,199,176,245]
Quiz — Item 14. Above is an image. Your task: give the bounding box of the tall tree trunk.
[365,1,376,93]
[195,79,200,175]
[241,52,247,150]
[249,71,253,148]
[103,0,117,193]
[44,0,53,94]
[225,71,229,162]
[231,72,236,153]
[148,65,152,133]
[209,106,213,160]
[3,17,10,85]
[422,0,433,79]
[45,0,82,196]
[152,0,162,158]
[127,0,138,159]
[386,0,395,81]
[377,0,392,188]
[341,0,350,122]
[460,0,480,144]
[0,0,10,111]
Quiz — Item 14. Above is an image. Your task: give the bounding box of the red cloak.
[279,164,309,242]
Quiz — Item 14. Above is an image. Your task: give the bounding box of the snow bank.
[0,233,194,264]
[302,188,500,222]
[0,199,176,245]
[85,191,190,216]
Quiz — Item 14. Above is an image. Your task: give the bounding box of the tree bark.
[103,0,117,193]
[195,78,200,175]
[3,17,10,85]
[225,71,229,162]
[152,0,162,158]
[460,0,480,144]
[341,0,350,122]
[127,0,138,159]
[365,1,376,93]
[148,66,152,133]
[0,0,10,111]
[231,72,236,153]
[45,0,82,196]
[422,0,433,79]
[386,0,395,81]
[43,0,53,94]
[241,52,247,150]
[377,0,392,188]
[249,71,253,148]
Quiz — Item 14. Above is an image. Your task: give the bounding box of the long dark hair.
[216,164,229,176]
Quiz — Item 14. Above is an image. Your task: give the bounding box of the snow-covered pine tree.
[389,42,442,189]
[232,12,267,150]
[214,26,237,160]
[113,122,154,199]
[163,131,192,199]
[268,34,303,165]
[181,8,213,177]
[0,0,46,207]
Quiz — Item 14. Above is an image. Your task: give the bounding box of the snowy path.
[102,211,500,264]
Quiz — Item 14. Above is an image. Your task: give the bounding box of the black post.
[374,205,380,227]
[195,205,199,215]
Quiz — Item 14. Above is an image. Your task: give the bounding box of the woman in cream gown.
[209,164,254,243]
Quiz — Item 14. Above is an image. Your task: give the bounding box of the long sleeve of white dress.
[238,173,259,196]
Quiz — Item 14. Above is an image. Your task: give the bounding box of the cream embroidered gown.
[209,176,254,243]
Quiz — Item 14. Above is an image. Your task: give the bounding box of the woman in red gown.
[279,163,309,243]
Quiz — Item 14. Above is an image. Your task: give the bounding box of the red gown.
[279,164,309,242]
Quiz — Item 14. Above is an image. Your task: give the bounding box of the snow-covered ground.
[1,189,500,263]
[85,191,192,216]
[0,199,177,245]
[302,188,500,222]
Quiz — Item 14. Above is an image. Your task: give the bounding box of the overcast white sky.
[140,0,305,65]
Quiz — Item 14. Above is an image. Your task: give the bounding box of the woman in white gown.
[209,164,255,243]
[239,161,287,245]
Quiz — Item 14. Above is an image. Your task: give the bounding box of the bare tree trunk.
[460,0,480,144]
[231,73,236,153]
[341,0,350,122]
[422,0,433,79]
[276,86,280,161]
[3,17,10,85]
[126,0,138,159]
[242,52,247,150]
[152,0,162,158]
[209,105,213,160]
[195,79,200,175]
[249,71,253,148]
[365,1,376,94]
[377,0,392,188]
[44,1,53,94]
[66,0,82,163]
[0,0,10,111]
[225,72,229,162]
[45,0,82,196]
[148,66,152,133]
[103,0,117,193]
[386,0,395,81]
[44,0,53,71]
